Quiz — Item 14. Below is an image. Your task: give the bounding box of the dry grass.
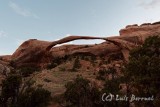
[33,69,96,96]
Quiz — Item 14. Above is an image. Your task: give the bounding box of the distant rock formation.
[2,21,159,68]
[119,21,160,38]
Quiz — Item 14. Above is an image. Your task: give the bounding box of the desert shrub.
[47,57,63,69]
[84,56,90,61]
[47,62,58,69]
[9,59,16,68]
[0,74,51,107]
[124,36,160,107]
[17,88,51,107]
[104,60,109,64]
[47,56,69,69]
[102,79,121,95]
[44,78,51,83]
[90,56,96,66]
[59,66,66,72]
[96,75,105,81]
[0,74,22,107]
[101,78,128,107]
[64,76,101,107]
[18,67,40,77]
[108,52,123,62]
[99,69,106,76]
[71,57,81,72]
[96,69,106,81]
[84,45,89,48]
[96,67,116,81]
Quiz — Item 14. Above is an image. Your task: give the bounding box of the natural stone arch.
[46,35,138,61]
[46,36,106,51]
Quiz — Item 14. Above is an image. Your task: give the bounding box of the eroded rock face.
[50,42,121,58]
[120,22,160,40]
[11,39,52,68]
[10,21,160,68]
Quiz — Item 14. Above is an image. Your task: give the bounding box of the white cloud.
[139,0,160,9]
[9,1,39,19]
[0,31,7,38]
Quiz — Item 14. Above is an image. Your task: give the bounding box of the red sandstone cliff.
[1,21,159,68]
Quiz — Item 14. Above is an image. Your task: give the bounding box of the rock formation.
[2,21,159,68]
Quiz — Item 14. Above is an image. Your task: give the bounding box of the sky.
[0,0,160,55]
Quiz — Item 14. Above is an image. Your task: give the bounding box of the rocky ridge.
[0,21,160,69]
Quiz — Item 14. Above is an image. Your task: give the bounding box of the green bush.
[18,67,40,77]
[71,57,81,72]
[124,36,160,107]
[96,75,105,81]
[0,74,22,106]
[17,88,51,107]
[0,74,51,107]
[47,56,68,69]
[47,62,58,69]
[44,78,51,83]
[64,76,101,107]
[59,66,66,72]
[9,59,16,68]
